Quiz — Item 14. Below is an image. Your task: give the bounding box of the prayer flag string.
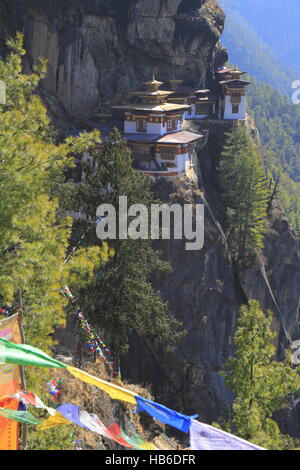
[0,338,266,449]
[60,286,120,379]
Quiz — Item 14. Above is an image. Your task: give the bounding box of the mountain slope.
[0,0,227,125]
[219,0,298,95]
[220,0,300,74]
[247,80,300,234]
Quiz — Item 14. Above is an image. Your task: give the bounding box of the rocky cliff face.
[1,0,299,434]
[0,0,227,125]
[123,175,241,422]
[122,121,300,428]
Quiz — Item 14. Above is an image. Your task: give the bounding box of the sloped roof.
[156,131,203,144]
[112,103,190,112]
[219,79,250,87]
[124,130,203,145]
[216,68,246,75]
[131,90,173,97]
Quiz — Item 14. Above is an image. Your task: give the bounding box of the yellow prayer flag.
[139,442,158,450]
[39,412,71,431]
[67,366,137,405]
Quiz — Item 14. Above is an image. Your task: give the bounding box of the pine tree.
[219,127,269,264]
[70,129,184,361]
[0,34,110,376]
[222,300,299,449]
[247,79,300,238]
[0,34,113,449]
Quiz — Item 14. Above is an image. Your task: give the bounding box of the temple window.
[136,119,147,132]
[232,104,239,114]
[165,162,177,168]
[160,147,176,160]
[196,103,212,115]
[167,118,177,131]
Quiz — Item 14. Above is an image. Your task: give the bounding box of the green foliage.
[27,424,76,450]
[0,34,110,346]
[219,127,269,264]
[279,434,300,451]
[219,3,300,237]
[219,4,295,96]
[0,35,111,448]
[247,80,300,235]
[68,129,184,356]
[222,300,300,449]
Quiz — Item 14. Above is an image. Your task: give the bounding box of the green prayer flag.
[120,428,156,450]
[0,408,41,426]
[0,338,67,369]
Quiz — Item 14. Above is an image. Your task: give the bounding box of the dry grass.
[48,358,179,450]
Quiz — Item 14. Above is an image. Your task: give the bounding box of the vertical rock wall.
[0,0,227,122]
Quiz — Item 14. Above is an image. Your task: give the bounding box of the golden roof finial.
[144,74,164,92]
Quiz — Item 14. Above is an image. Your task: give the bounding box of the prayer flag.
[57,404,89,429]
[39,412,71,431]
[0,314,22,451]
[189,420,266,451]
[0,338,67,369]
[0,407,41,426]
[67,366,137,405]
[80,412,133,448]
[107,422,134,448]
[0,315,21,398]
[135,396,197,433]
[78,411,109,436]
[0,398,19,450]
[13,391,56,416]
[120,428,157,450]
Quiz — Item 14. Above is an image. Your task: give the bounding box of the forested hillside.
[247,80,300,235]
[220,0,300,74]
[217,0,300,235]
[219,0,298,95]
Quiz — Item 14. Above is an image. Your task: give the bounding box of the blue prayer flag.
[56,404,88,429]
[134,396,197,433]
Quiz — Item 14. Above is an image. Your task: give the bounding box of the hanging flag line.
[60,286,121,379]
[0,306,15,317]
[12,391,56,416]
[189,420,265,451]
[0,406,41,426]
[0,338,265,450]
[40,403,157,450]
[60,286,107,356]
[47,379,62,405]
[1,393,157,450]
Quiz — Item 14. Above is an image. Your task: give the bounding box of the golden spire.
[168,79,184,91]
[144,74,164,93]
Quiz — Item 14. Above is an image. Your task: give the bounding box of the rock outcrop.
[122,121,300,427]
[123,176,241,422]
[0,0,227,125]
